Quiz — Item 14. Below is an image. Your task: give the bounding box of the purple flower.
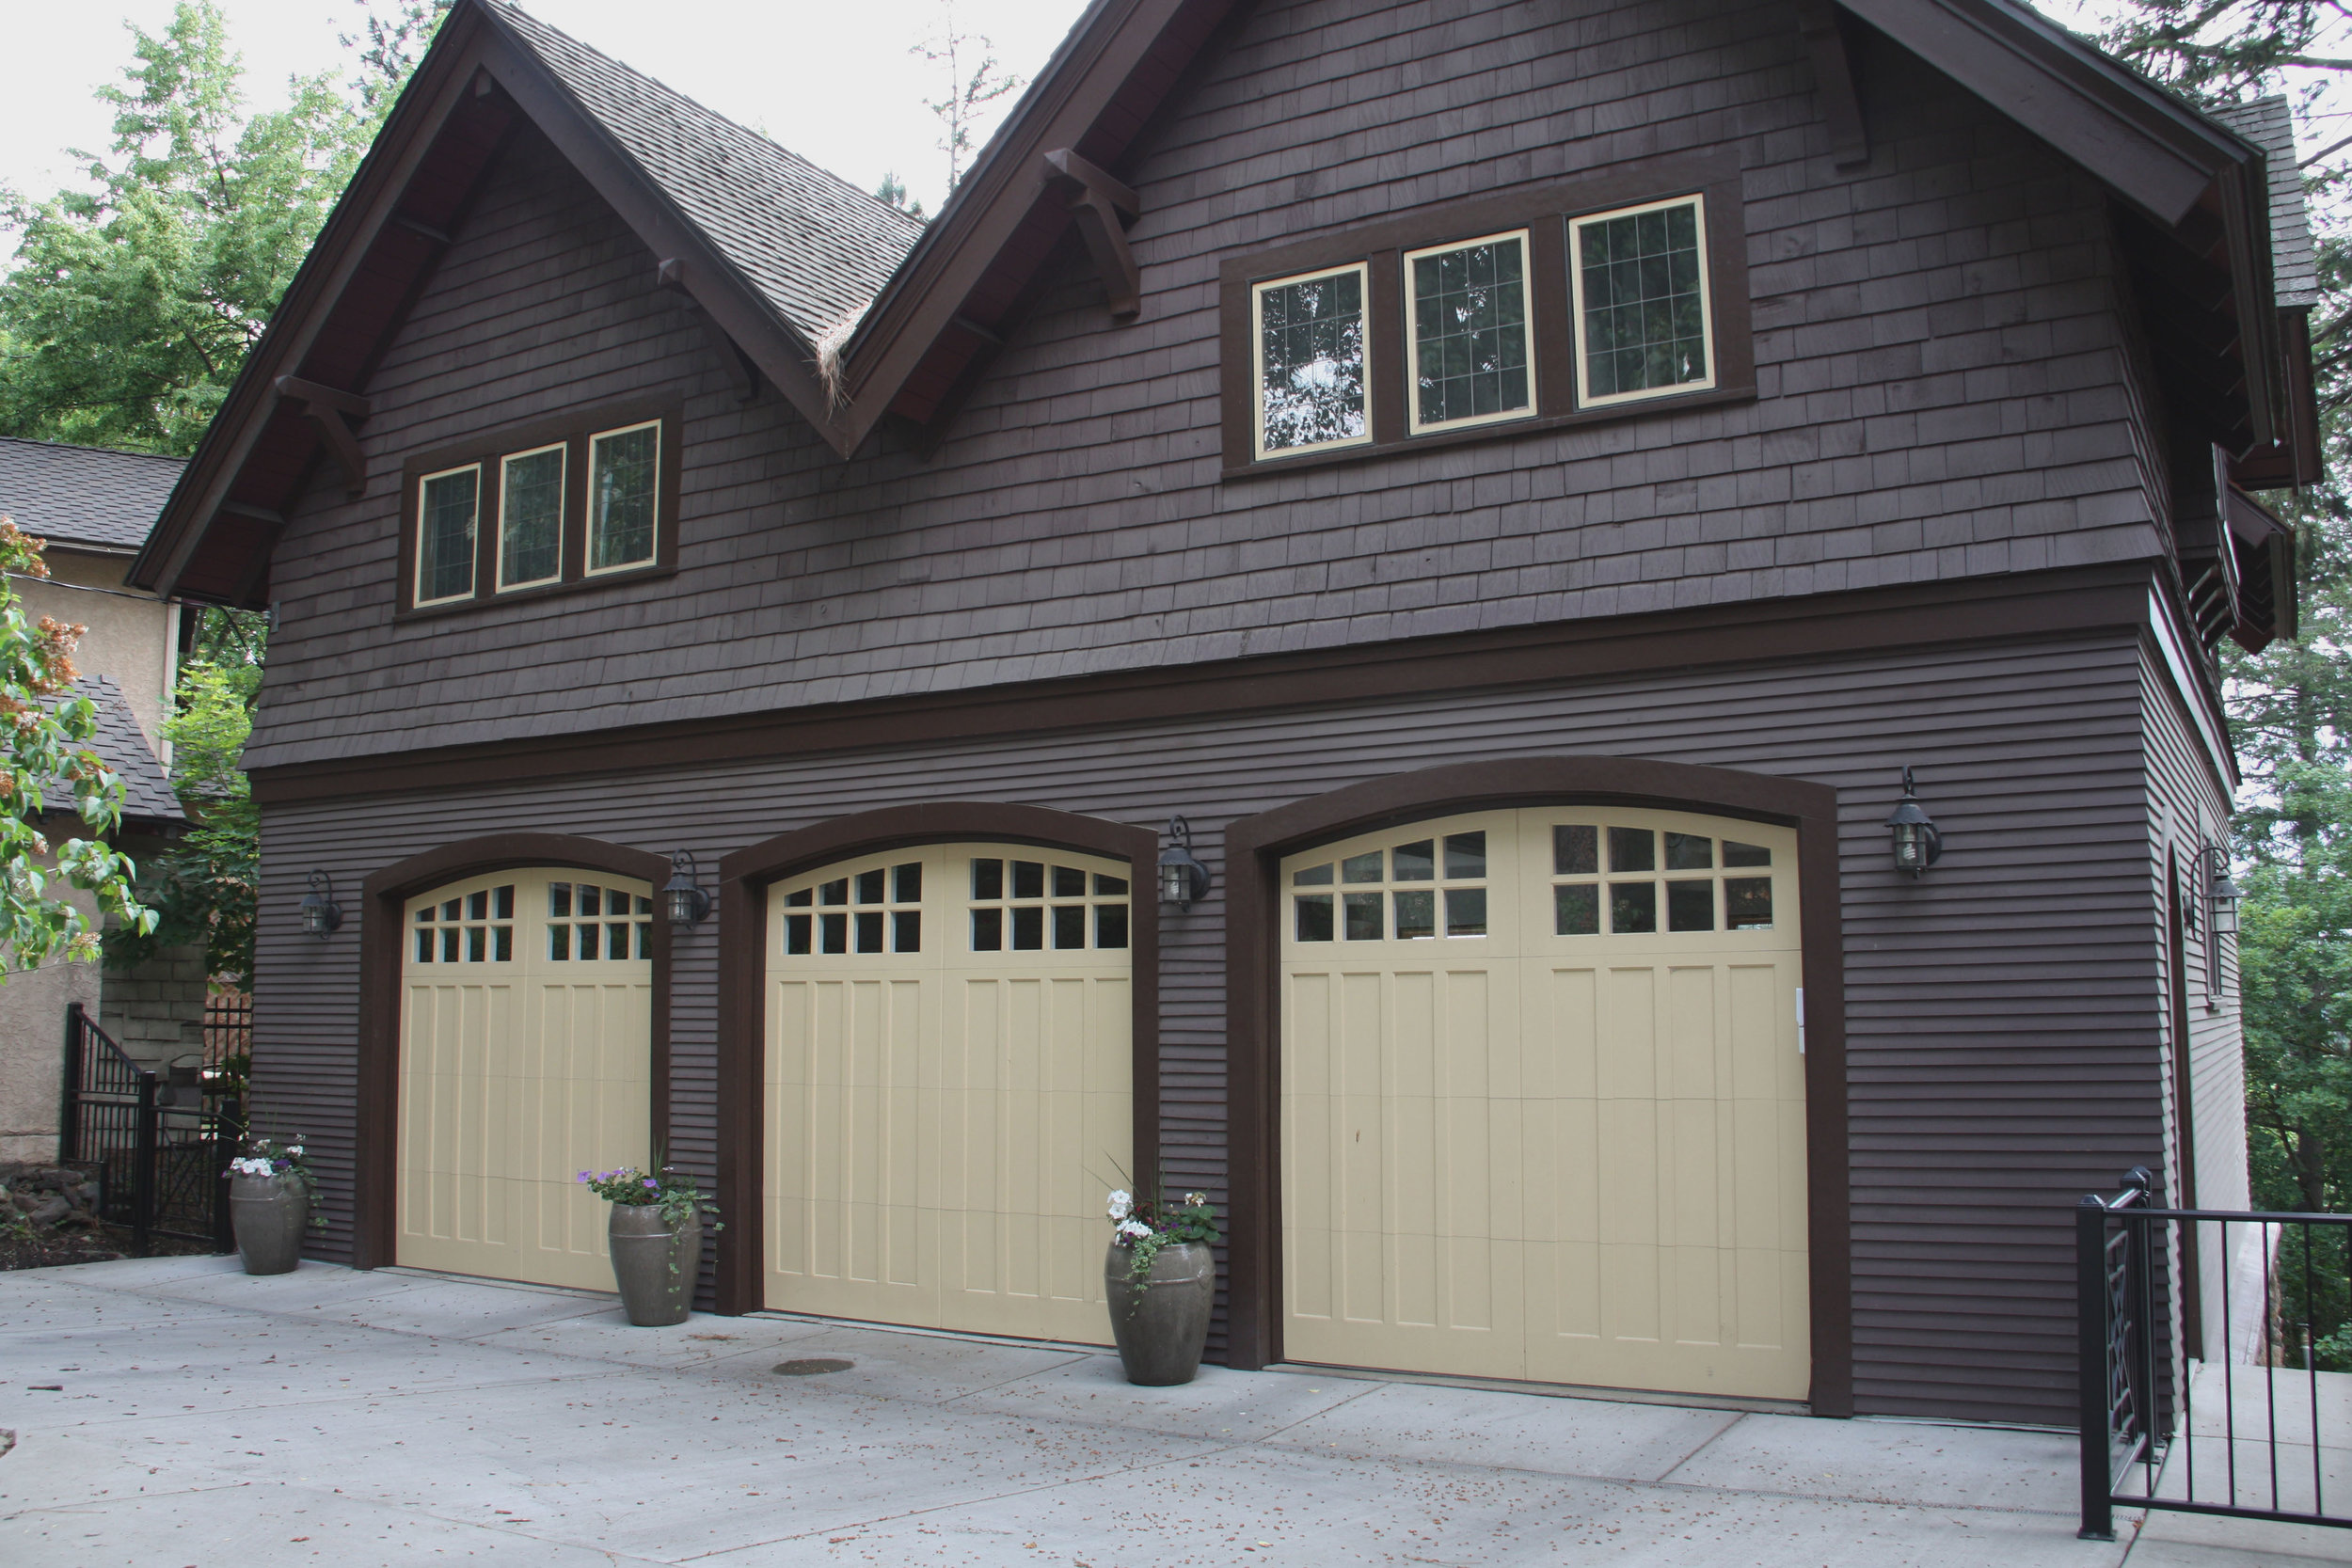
[643,1178,659,1189]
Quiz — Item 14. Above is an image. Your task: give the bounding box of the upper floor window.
[1218,155,1751,475]
[399,400,678,615]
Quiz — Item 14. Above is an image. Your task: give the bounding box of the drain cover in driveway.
[771,1357,854,1376]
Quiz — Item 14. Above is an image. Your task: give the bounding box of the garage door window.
[1548,822,1773,935]
[548,881,654,960]
[1292,831,1488,942]
[413,883,516,963]
[969,857,1130,952]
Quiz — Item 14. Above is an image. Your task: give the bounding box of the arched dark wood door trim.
[712,802,1161,1315]
[355,832,673,1270]
[1221,757,1851,1416]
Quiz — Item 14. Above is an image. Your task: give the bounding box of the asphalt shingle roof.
[2215,96,2321,309]
[54,675,182,826]
[487,1,927,344]
[0,438,183,553]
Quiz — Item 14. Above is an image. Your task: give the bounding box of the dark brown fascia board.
[1837,0,2253,226]
[128,8,501,598]
[248,560,2158,807]
[463,11,841,446]
[829,0,1232,452]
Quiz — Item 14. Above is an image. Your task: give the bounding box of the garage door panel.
[767,843,1130,1344]
[399,871,652,1291]
[1285,807,1807,1401]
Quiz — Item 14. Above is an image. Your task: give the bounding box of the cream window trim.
[1251,261,1375,463]
[585,420,661,578]
[413,462,481,608]
[1568,195,1717,410]
[495,442,567,593]
[1403,229,1536,436]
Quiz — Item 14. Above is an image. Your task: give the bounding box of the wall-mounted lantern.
[2205,844,2242,940]
[1158,816,1211,909]
[1884,767,1945,879]
[663,849,710,931]
[299,870,342,938]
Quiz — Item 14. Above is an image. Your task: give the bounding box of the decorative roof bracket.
[1041,148,1142,322]
[275,376,372,499]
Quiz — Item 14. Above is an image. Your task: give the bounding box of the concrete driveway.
[0,1255,2338,1565]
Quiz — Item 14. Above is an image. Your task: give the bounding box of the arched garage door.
[398,869,655,1290]
[765,844,1132,1343]
[1280,807,1807,1400]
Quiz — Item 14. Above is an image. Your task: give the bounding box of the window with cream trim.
[1405,230,1534,435]
[415,465,480,606]
[1252,263,1372,460]
[400,402,676,613]
[1569,196,1714,407]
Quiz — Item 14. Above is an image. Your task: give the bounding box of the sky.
[0,0,1092,216]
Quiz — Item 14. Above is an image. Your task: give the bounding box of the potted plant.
[226,1134,314,1275]
[576,1165,722,1326]
[1103,1184,1220,1386]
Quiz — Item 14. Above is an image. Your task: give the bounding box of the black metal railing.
[57,1003,241,1254]
[2078,1166,2352,1539]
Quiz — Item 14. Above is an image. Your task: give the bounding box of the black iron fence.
[2078,1166,2352,1539]
[57,1003,241,1254]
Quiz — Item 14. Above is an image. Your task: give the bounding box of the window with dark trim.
[397,400,680,614]
[1217,153,1753,476]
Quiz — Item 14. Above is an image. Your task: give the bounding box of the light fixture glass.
[663,849,710,931]
[1884,766,1944,879]
[2206,846,2242,939]
[300,870,342,938]
[1158,816,1211,909]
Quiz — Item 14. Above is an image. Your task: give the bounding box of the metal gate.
[57,1003,241,1254]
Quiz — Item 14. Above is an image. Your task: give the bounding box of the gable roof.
[485,4,923,344]
[2214,96,2320,309]
[0,437,183,554]
[132,0,2304,608]
[51,675,182,829]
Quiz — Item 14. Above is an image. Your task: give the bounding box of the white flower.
[1117,1218,1152,1242]
[229,1157,275,1177]
[1106,1190,1132,1222]
[287,1146,303,1157]
[1184,1193,1208,1209]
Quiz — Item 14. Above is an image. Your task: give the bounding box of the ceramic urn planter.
[1105,1239,1216,1386]
[608,1205,700,1326]
[230,1172,310,1275]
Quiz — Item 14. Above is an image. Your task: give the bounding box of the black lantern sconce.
[2204,844,2242,940]
[1159,816,1211,909]
[662,849,711,931]
[299,870,342,938]
[1884,767,1945,879]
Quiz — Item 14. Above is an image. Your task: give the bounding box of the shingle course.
[2215,96,2320,309]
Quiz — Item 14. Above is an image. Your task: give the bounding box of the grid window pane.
[894,910,921,952]
[1610,882,1658,934]
[820,911,848,955]
[1342,851,1384,884]
[1553,824,1597,876]
[1343,891,1384,941]
[1391,840,1435,881]
[1411,234,1531,428]
[1608,828,1655,873]
[1725,877,1774,928]
[855,911,884,953]
[1258,269,1368,453]
[1294,863,1334,887]
[494,926,514,962]
[1295,895,1334,942]
[1096,905,1129,949]
[1578,201,1708,400]
[1052,905,1088,949]
[787,913,812,955]
[500,448,564,586]
[895,863,923,902]
[1666,879,1715,931]
[855,868,886,905]
[418,468,478,602]
[1011,861,1045,899]
[1554,883,1599,935]
[1723,841,1772,868]
[1445,887,1487,937]
[1053,864,1088,897]
[971,860,1003,900]
[548,924,569,960]
[971,908,1002,951]
[1394,889,1436,940]
[588,425,659,570]
[1664,832,1713,871]
[1445,832,1486,879]
[1095,874,1128,896]
[1011,906,1044,950]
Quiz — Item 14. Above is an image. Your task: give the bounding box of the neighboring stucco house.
[135,0,2314,1426]
[0,437,193,1161]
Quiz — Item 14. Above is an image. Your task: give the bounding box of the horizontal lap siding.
[246,0,2162,770]
[256,628,2155,1419]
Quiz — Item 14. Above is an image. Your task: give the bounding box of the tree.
[875,171,926,221]
[910,2,1024,195]
[0,518,154,973]
[0,1,401,454]
[106,614,262,983]
[341,0,453,112]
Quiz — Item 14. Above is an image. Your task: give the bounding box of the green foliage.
[0,0,439,455]
[911,2,1024,194]
[875,171,926,221]
[105,655,258,980]
[0,519,154,973]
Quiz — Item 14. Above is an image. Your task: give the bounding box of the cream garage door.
[765,844,1132,1343]
[1281,807,1808,1400]
[398,869,655,1291]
